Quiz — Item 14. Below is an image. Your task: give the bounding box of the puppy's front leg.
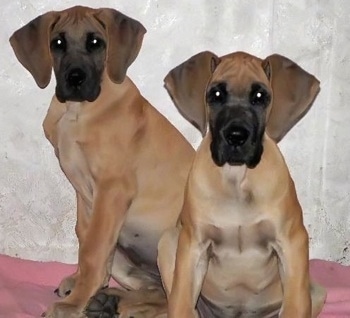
[74,180,134,300]
[46,178,134,317]
[275,204,311,318]
[55,192,91,297]
[168,223,209,318]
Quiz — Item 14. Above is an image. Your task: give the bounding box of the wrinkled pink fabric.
[310,259,350,318]
[0,254,75,317]
[0,255,349,317]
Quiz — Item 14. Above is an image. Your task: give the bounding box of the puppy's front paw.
[85,292,119,318]
[54,273,109,298]
[54,272,79,297]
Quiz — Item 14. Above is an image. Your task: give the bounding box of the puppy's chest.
[207,218,275,257]
[201,165,275,255]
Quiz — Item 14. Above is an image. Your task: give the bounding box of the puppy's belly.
[201,249,282,317]
[118,224,159,271]
[117,182,184,268]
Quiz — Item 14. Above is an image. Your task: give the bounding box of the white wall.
[0,0,349,264]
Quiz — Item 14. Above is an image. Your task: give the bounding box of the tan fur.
[10,6,194,317]
[158,52,326,318]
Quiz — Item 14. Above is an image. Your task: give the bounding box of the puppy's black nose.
[224,126,249,146]
[67,68,86,88]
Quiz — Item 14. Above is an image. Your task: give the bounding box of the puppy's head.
[164,51,320,168]
[9,6,146,103]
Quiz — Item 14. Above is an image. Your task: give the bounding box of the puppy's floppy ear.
[262,54,320,143]
[9,12,58,88]
[94,9,146,84]
[164,51,220,137]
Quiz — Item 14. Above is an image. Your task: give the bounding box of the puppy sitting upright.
[10,6,194,317]
[158,51,326,317]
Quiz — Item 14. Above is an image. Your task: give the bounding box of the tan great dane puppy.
[157,51,327,317]
[10,6,194,318]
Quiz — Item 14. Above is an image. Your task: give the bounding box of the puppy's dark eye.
[50,34,66,52]
[86,33,105,52]
[207,83,227,105]
[250,84,270,106]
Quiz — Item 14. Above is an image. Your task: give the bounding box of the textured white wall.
[0,0,349,264]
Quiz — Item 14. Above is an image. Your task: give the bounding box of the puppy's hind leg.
[85,291,118,318]
[86,248,168,318]
[85,287,167,318]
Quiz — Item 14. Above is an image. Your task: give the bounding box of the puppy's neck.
[196,133,283,203]
[225,134,288,204]
[94,71,137,104]
[64,101,82,111]
[221,164,248,188]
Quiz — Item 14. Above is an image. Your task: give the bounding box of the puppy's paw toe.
[55,274,76,297]
[85,292,119,318]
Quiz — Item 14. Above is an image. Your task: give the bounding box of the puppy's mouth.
[55,85,101,103]
[210,141,264,168]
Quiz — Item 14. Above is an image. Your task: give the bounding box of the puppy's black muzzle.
[210,107,264,168]
[55,63,102,103]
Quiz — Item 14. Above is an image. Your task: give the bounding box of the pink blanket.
[0,255,349,317]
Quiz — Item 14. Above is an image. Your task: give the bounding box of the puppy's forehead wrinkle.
[60,6,94,21]
[52,11,104,38]
[212,55,268,93]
